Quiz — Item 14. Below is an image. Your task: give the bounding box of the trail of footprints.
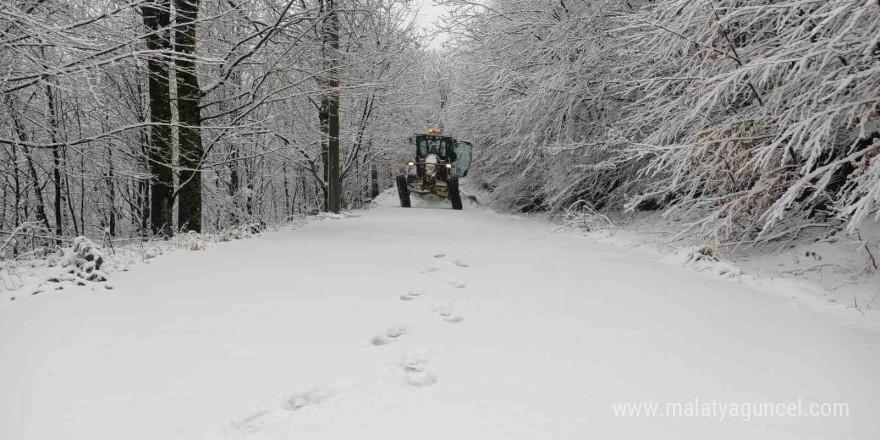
[227,253,471,434]
[374,252,471,387]
[415,252,468,323]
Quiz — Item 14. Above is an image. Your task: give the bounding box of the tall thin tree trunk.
[282,162,291,219]
[245,158,254,217]
[69,107,87,236]
[10,144,22,228]
[175,0,204,232]
[1,183,7,232]
[229,146,240,224]
[44,83,63,238]
[370,142,379,199]
[318,96,329,210]
[22,149,51,232]
[106,147,117,237]
[80,152,86,236]
[325,0,342,213]
[62,148,79,236]
[143,0,174,237]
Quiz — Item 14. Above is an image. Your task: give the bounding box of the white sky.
[413,0,451,50]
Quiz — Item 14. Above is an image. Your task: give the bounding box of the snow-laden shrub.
[671,245,743,280]
[559,200,616,233]
[168,223,266,251]
[59,237,107,282]
[169,231,209,251]
[617,0,880,242]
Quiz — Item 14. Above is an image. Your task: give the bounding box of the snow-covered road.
[2,196,878,439]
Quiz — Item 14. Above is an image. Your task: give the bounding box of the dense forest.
[1,0,444,245]
[441,0,879,246]
[2,0,879,250]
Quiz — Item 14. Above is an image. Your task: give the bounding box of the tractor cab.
[412,134,472,178]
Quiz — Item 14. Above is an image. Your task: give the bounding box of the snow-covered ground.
[569,211,880,327]
[2,191,878,439]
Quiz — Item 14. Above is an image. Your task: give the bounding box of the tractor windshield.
[416,135,454,161]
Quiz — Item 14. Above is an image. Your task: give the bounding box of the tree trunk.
[371,163,379,199]
[318,96,329,210]
[44,83,63,238]
[107,147,117,237]
[175,0,204,232]
[10,145,22,228]
[229,146,239,225]
[282,162,291,219]
[138,127,150,236]
[325,0,342,213]
[62,147,79,236]
[142,0,174,237]
[22,149,51,232]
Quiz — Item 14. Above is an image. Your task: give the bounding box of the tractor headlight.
[445,164,452,169]
[408,161,415,166]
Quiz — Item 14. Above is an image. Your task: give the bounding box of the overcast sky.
[413,0,451,50]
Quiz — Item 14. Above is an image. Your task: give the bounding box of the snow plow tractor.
[396,131,473,210]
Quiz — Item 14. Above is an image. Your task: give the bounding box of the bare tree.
[142,0,175,236]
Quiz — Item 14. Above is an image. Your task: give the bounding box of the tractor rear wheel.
[396,175,411,208]
[448,177,463,210]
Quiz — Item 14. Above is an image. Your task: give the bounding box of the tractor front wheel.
[448,177,463,210]
[396,175,411,208]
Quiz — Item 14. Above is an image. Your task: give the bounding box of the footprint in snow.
[282,388,333,411]
[453,260,470,268]
[400,287,425,301]
[433,303,464,323]
[443,274,466,289]
[228,409,280,434]
[402,349,437,387]
[371,321,415,345]
[421,267,440,274]
[433,253,446,259]
[228,387,336,434]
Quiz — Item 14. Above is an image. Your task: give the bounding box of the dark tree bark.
[9,145,22,228]
[106,147,117,237]
[175,0,204,232]
[22,148,51,232]
[142,0,174,237]
[228,146,240,224]
[371,163,379,199]
[318,96,329,210]
[282,162,291,218]
[324,0,342,213]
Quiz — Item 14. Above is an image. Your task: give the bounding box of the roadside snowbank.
[0,220,304,302]
[561,211,880,330]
